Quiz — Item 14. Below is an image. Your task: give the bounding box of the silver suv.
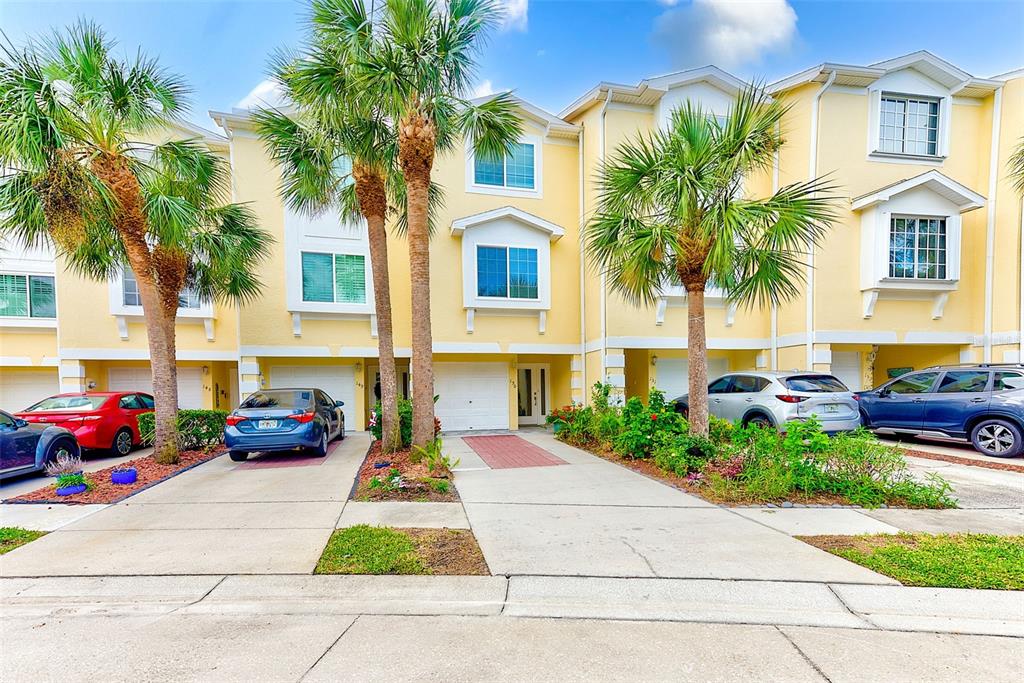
[671,371,861,433]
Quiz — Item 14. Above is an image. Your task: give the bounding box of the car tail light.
[288,412,316,423]
[775,394,809,403]
[226,415,247,426]
[852,394,861,401]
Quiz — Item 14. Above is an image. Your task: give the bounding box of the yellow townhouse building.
[1,51,1021,433]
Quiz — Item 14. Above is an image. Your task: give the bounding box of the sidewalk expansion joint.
[298,614,360,682]
[775,626,834,682]
[825,584,878,629]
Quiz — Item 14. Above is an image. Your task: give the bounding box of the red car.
[16,392,154,456]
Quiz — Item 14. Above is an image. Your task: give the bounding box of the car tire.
[970,419,1024,458]
[46,437,79,463]
[744,413,774,429]
[112,428,134,457]
[229,450,249,462]
[312,430,329,458]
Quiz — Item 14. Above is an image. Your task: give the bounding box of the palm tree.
[354,0,523,446]
[1010,137,1024,194]
[253,0,406,453]
[0,23,270,463]
[586,87,839,435]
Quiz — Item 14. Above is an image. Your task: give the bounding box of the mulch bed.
[352,442,459,502]
[902,448,1024,474]
[5,447,223,505]
[404,528,489,575]
[798,533,921,554]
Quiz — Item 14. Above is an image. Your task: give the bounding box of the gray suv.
[672,371,861,433]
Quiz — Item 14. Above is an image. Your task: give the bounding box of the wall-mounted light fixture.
[650,355,658,366]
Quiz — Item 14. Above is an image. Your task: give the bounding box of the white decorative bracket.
[466,308,475,334]
[370,314,378,338]
[115,316,129,340]
[203,318,215,342]
[291,312,302,337]
[931,292,950,320]
[538,310,547,335]
[655,297,668,326]
[862,290,879,319]
[725,302,738,327]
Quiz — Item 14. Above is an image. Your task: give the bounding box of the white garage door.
[108,367,205,409]
[830,351,862,391]
[0,369,59,412]
[269,365,356,426]
[434,362,509,432]
[655,357,729,401]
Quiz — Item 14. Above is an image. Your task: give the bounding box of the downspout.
[770,124,781,371]
[578,123,587,401]
[1019,194,1023,360]
[806,70,836,370]
[983,86,1003,363]
[599,89,613,384]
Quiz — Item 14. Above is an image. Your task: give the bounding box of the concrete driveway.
[450,432,896,584]
[0,434,369,576]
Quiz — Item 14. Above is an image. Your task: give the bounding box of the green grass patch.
[0,527,46,554]
[801,533,1024,590]
[315,525,429,575]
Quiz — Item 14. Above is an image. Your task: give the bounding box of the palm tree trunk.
[399,111,436,447]
[354,167,401,453]
[91,154,180,462]
[686,285,709,435]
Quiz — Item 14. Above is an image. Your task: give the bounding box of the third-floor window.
[301,251,366,304]
[879,95,940,157]
[0,273,55,318]
[888,216,947,280]
[474,142,536,190]
[122,270,202,309]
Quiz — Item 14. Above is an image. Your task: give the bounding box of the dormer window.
[474,142,536,190]
[880,95,939,157]
[476,246,538,300]
[888,216,947,280]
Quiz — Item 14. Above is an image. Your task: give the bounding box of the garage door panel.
[655,357,729,401]
[0,369,59,412]
[831,352,862,392]
[434,362,509,432]
[269,365,356,426]
[107,367,204,409]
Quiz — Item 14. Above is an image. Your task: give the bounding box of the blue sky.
[3,1,1022,129]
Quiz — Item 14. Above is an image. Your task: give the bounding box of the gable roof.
[450,206,565,241]
[769,50,1004,98]
[559,65,748,121]
[851,170,986,213]
[470,93,579,139]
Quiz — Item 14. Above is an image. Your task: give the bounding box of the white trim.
[239,380,259,394]
[291,312,302,337]
[509,343,583,355]
[465,134,543,199]
[57,348,238,362]
[0,356,32,366]
[239,362,259,375]
[239,345,331,357]
[466,308,475,334]
[203,318,215,341]
[369,315,378,339]
[591,336,772,350]
[605,354,625,369]
[931,292,950,320]
[432,342,502,354]
[337,347,379,357]
[538,309,546,335]
[982,87,1003,362]
[0,317,57,329]
[813,349,832,365]
[902,331,976,344]
[862,290,879,319]
[815,330,899,345]
[851,170,986,212]
[807,70,836,369]
[116,316,129,340]
[451,206,564,241]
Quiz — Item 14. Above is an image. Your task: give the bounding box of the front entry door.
[517,364,550,426]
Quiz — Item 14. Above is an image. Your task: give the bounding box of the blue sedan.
[0,410,81,478]
[225,388,345,462]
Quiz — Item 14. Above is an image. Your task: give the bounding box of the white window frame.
[120,269,203,310]
[0,272,57,323]
[878,94,941,158]
[866,71,953,163]
[299,250,368,306]
[465,133,543,199]
[108,269,213,319]
[474,243,540,302]
[887,214,949,281]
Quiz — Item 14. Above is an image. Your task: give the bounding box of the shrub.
[613,390,685,459]
[548,403,596,447]
[708,415,735,444]
[44,452,84,477]
[138,409,227,451]
[653,432,719,475]
[412,437,460,476]
[369,399,413,447]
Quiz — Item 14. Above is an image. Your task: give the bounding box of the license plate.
[257,420,279,430]
[823,404,840,414]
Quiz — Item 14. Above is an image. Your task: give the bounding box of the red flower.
[650,413,658,420]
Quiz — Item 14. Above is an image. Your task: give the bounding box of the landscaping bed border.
[901,448,1024,474]
[350,440,460,503]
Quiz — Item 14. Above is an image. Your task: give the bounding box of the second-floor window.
[474,142,536,190]
[880,95,939,157]
[0,273,56,318]
[477,246,538,299]
[301,251,366,304]
[889,216,947,280]
[123,270,201,309]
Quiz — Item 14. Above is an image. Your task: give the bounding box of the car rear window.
[784,375,849,393]
[25,396,109,411]
[239,390,314,410]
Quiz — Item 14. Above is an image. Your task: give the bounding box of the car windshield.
[25,395,109,412]
[784,375,848,393]
[239,390,313,410]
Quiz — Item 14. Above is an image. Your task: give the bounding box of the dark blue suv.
[856,364,1024,458]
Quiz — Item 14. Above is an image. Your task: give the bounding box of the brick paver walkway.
[462,435,568,469]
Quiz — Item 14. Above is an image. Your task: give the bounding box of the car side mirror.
[14,418,28,428]
[878,388,891,397]
[335,400,345,408]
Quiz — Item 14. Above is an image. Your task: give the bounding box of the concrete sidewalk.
[3,574,1022,682]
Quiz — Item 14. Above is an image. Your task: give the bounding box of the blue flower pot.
[111,468,138,485]
[552,422,563,434]
[56,483,87,496]
[373,461,392,469]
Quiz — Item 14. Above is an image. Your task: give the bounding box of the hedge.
[137,409,228,451]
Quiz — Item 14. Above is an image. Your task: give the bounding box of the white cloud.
[499,0,528,32]
[235,78,287,110]
[473,79,497,98]
[652,0,798,70]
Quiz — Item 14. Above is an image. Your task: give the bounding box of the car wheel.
[312,430,329,457]
[229,450,249,462]
[112,428,134,456]
[46,438,78,464]
[745,414,774,429]
[970,419,1024,458]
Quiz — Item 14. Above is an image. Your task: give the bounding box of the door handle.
[744,398,753,402]
[911,398,925,403]
[970,397,986,403]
